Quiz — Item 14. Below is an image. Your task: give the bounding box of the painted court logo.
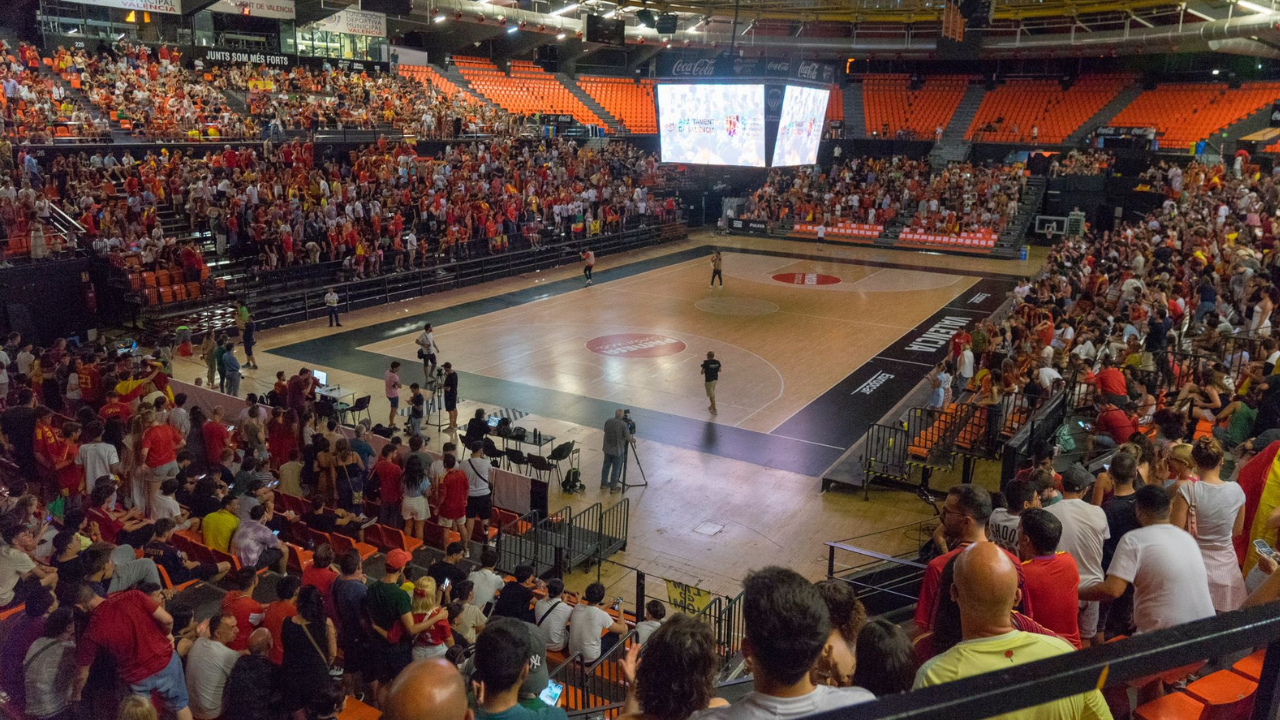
[587,333,687,358]
[771,273,841,286]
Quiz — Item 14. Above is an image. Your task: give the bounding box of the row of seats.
[1111,81,1280,148]
[965,75,1135,144]
[577,76,657,134]
[455,58,606,127]
[789,222,883,242]
[826,85,843,124]
[862,74,970,138]
[898,229,998,252]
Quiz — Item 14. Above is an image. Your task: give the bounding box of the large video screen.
[772,85,829,167]
[657,84,766,167]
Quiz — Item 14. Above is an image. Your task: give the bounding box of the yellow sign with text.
[665,580,715,613]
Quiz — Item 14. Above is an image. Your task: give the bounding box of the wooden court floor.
[172,233,1040,599]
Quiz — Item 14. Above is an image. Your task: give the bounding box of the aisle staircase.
[997,176,1047,252]
[441,64,496,108]
[559,74,624,133]
[1064,84,1143,145]
[842,81,866,139]
[929,82,986,165]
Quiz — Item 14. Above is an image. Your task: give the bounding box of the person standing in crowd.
[384,658,473,720]
[1169,437,1246,612]
[22,606,77,720]
[461,442,493,551]
[385,361,402,428]
[600,409,634,493]
[1045,465,1109,647]
[71,583,193,720]
[1018,509,1082,648]
[221,629,276,720]
[223,342,242,398]
[987,479,1038,554]
[700,352,722,416]
[473,618,569,720]
[914,543,1111,719]
[366,549,438,706]
[325,287,341,327]
[185,612,240,720]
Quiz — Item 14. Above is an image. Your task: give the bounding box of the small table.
[316,386,356,419]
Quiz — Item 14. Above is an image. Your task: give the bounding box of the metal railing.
[552,630,638,714]
[803,601,1280,720]
[824,519,937,620]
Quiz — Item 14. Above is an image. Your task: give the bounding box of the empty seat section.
[862,74,968,138]
[965,74,1133,143]
[577,76,657,133]
[1111,81,1280,149]
[826,85,843,123]
[456,58,606,128]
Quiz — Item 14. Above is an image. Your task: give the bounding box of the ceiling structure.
[398,0,1280,59]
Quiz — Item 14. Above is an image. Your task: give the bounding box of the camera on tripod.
[622,408,636,434]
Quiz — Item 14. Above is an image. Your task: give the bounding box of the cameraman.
[600,409,634,493]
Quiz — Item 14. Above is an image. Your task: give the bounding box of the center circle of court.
[586,333,688,358]
[694,297,781,316]
[770,272,842,286]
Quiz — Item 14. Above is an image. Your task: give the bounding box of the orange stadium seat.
[1112,81,1280,150]
[396,63,482,105]
[965,75,1135,144]
[862,74,970,138]
[454,57,607,128]
[577,76,658,133]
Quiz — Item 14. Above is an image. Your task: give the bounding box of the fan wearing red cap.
[366,548,436,705]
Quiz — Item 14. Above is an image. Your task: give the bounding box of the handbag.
[299,619,344,679]
[1186,481,1200,539]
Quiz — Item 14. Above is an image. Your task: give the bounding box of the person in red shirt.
[1093,399,1139,449]
[99,391,132,423]
[220,567,265,652]
[1093,357,1129,404]
[371,445,404,524]
[71,584,192,720]
[949,328,972,361]
[52,422,81,496]
[1019,509,1082,649]
[434,455,469,552]
[914,484,1032,633]
[262,574,301,665]
[301,542,340,620]
[141,414,185,497]
[202,406,231,467]
[77,357,103,406]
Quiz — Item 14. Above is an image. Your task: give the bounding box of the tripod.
[621,440,648,492]
[423,376,448,432]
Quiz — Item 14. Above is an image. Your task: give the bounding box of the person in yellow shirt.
[914,542,1112,720]
[202,495,241,553]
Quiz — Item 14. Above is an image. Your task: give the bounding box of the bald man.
[222,628,276,720]
[385,658,473,720]
[914,543,1112,720]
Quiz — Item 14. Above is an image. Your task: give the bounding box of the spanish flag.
[1236,439,1280,572]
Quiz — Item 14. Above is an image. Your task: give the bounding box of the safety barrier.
[550,630,637,714]
[897,228,998,251]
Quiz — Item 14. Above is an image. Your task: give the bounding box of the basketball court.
[218,234,1032,596]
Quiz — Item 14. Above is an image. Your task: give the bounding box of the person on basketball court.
[581,248,596,286]
[701,352,722,415]
[415,323,439,379]
[710,251,723,288]
[442,362,459,430]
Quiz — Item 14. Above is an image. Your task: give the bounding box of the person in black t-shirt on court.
[700,351,722,416]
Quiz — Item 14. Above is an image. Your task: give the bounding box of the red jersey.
[1022,552,1082,649]
[76,590,173,684]
[439,469,468,520]
[262,601,298,665]
[372,459,404,505]
[221,591,265,652]
[914,542,1032,630]
[141,424,182,468]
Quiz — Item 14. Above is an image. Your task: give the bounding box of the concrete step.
[940,83,986,145]
[1064,84,1143,145]
[558,74,623,133]
[441,66,496,109]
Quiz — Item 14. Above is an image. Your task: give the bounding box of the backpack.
[561,468,584,493]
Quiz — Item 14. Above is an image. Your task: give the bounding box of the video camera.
[622,408,636,434]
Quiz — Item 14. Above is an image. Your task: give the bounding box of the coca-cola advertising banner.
[657,54,835,84]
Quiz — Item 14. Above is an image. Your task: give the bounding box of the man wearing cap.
[1045,464,1110,647]
[366,549,438,706]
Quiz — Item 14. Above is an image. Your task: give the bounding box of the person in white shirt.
[533,578,574,652]
[1081,484,1216,637]
[467,548,506,610]
[415,323,439,379]
[1036,360,1063,392]
[957,343,975,390]
[461,443,493,554]
[634,599,666,645]
[324,287,341,327]
[987,479,1039,555]
[185,612,241,720]
[75,421,120,498]
[692,567,874,720]
[1046,465,1110,646]
[567,583,628,663]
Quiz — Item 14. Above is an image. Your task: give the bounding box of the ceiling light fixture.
[434,14,446,21]
[550,2,579,14]
[1236,0,1272,12]
[507,25,519,32]
[557,32,566,38]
